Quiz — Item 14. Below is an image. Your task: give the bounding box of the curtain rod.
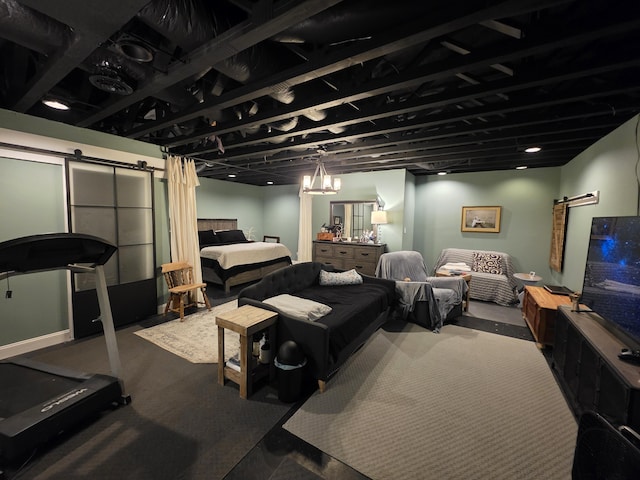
[0,141,163,172]
[554,190,599,206]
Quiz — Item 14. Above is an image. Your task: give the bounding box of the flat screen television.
[580,216,640,350]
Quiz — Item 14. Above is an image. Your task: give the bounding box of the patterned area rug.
[284,323,577,480]
[134,300,239,363]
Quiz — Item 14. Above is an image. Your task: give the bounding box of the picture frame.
[461,206,502,233]
[333,216,342,225]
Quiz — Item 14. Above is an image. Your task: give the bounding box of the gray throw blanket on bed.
[376,251,467,332]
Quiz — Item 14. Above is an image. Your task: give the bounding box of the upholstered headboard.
[197,218,237,231]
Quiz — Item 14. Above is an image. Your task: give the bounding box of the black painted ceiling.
[1,0,639,185]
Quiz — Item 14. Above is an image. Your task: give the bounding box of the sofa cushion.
[472,252,503,275]
[263,294,332,321]
[319,269,363,286]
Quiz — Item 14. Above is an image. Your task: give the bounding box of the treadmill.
[0,233,130,463]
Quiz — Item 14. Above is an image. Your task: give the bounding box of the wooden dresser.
[522,285,573,347]
[312,241,385,276]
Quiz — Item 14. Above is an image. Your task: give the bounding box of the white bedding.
[200,242,291,270]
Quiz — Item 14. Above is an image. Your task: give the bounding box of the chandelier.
[302,160,341,195]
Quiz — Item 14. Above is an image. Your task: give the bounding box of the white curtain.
[297,185,313,262]
[344,204,353,239]
[167,155,204,300]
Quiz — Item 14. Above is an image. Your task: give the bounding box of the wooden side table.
[435,270,472,312]
[522,286,573,348]
[216,305,277,398]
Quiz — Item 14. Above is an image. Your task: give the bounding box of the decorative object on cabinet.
[370,210,388,244]
[461,206,501,233]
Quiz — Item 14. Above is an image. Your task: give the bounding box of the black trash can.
[275,340,307,403]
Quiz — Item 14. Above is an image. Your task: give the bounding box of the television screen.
[581,216,640,349]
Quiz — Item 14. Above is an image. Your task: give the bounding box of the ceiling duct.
[0,0,70,55]
[136,0,218,52]
[89,63,135,95]
[114,37,154,63]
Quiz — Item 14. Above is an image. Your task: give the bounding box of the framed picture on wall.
[461,206,502,233]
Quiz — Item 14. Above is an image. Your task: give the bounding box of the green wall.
[0,158,68,343]
[310,169,408,253]
[414,168,560,276]
[196,178,299,255]
[555,114,640,290]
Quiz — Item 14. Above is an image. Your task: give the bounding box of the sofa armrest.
[361,274,397,303]
[426,276,468,302]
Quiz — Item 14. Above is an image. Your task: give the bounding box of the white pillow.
[263,294,332,321]
[319,268,363,286]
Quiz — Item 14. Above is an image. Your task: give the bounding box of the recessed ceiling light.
[266,181,274,185]
[516,165,528,170]
[42,98,69,110]
[524,146,541,153]
[437,171,447,176]
[227,174,236,178]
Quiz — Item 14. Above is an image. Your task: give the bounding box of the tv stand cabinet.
[553,306,640,431]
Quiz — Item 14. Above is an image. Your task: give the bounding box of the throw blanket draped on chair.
[376,251,467,332]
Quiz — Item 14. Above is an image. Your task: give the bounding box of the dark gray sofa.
[237,262,395,392]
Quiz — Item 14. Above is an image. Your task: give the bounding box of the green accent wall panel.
[0,158,68,345]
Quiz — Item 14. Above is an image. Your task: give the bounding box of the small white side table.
[514,272,542,285]
[514,272,543,307]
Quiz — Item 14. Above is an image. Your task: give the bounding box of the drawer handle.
[360,253,370,257]
[338,250,347,255]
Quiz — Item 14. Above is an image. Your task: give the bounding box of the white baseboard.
[0,330,71,360]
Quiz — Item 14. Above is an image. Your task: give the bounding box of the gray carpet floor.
[464,300,525,326]
[284,323,577,480]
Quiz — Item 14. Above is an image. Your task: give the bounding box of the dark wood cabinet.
[312,241,385,276]
[553,306,640,431]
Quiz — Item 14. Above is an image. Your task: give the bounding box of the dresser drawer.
[344,259,377,276]
[333,245,355,259]
[353,246,378,262]
[316,256,344,270]
[314,242,334,257]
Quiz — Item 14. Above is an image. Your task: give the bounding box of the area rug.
[134,300,239,363]
[284,323,577,480]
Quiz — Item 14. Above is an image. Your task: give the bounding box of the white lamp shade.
[371,210,388,225]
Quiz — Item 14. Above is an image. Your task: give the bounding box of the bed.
[197,219,292,294]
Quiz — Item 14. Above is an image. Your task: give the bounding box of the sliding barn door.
[67,161,156,338]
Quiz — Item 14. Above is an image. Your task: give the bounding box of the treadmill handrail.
[0,233,116,274]
[0,233,127,399]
